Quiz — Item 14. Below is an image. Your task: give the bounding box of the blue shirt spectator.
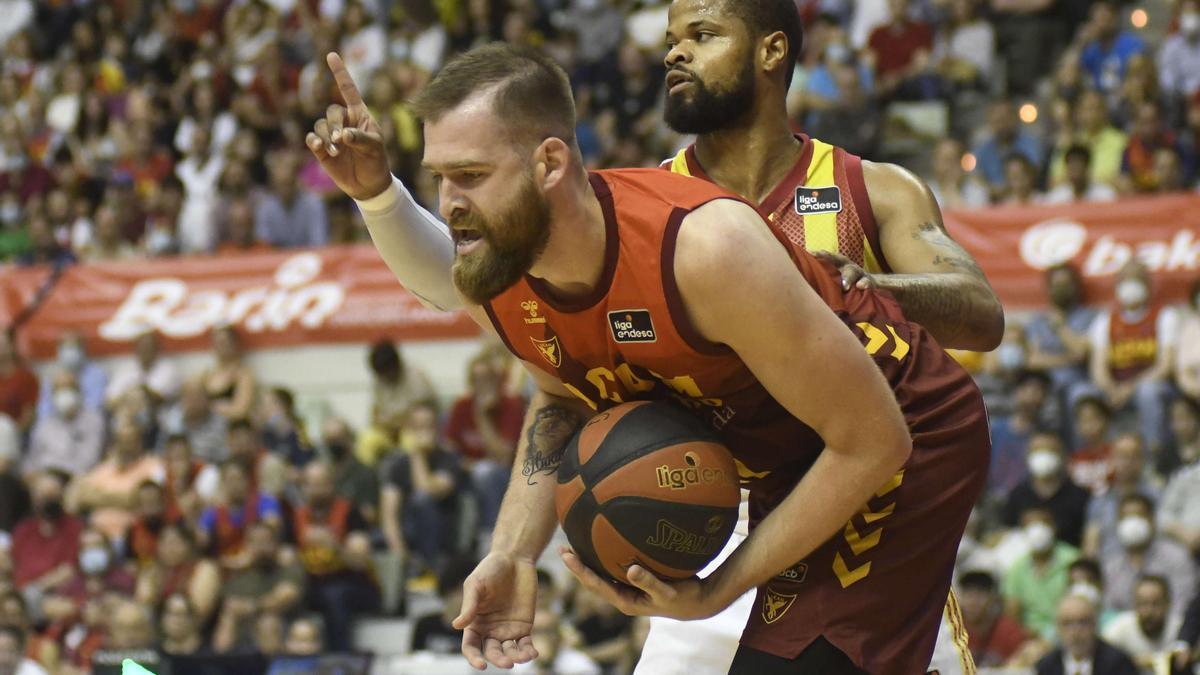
[1157,1,1200,100]
[254,151,329,249]
[972,99,1043,189]
[36,335,107,420]
[1079,3,1146,94]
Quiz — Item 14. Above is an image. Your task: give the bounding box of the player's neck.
[527,178,608,302]
[693,109,802,205]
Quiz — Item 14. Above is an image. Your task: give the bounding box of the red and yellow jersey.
[1108,306,1161,381]
[485,169,981,500]
[663,134,890,274]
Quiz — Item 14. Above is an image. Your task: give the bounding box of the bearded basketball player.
[310,42,990,675]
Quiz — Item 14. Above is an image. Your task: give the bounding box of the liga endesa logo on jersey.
[608,310,657,343]
[794,186,843,215]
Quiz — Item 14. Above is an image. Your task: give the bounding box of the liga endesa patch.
[608,309,657,343]
[794,186,843,215]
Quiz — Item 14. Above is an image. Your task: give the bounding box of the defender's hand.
[306,52,392,201]
[561,547,726,621]
[454,552,540,670]
[813,250,876,291]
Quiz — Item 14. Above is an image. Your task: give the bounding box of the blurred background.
[1,0,1200,674]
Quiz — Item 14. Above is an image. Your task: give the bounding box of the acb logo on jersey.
[794,186,843,215]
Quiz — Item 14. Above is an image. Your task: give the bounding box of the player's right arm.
[452,304,593,670]
[306,52,460,311]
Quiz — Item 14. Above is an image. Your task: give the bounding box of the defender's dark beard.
[664,60,757,135]
[452,177,552,305]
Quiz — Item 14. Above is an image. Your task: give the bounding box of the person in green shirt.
[1048,90,1129,188]
[1004,506,1081,640]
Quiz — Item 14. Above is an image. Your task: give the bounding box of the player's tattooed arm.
[521,405,586,485]
[863,161,1005,352]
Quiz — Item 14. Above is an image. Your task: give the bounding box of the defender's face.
[664,0,757,134]
[423,98,552,305]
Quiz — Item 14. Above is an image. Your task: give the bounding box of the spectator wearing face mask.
[988,371,1053,496]
[1082,434,1161,559]
[1003,434,1092,548]
[35,333,106,421]
[25,370,106,477]
[1102,575,1182,673]
[1003,507,1080,641]
[1102,494,1196,616]
[1087,260,1179,459]
[320,417,377,526]
[40,528,135,631]
[1158,0,1200,103]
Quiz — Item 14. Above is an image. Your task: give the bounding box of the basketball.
[555,400,740,583]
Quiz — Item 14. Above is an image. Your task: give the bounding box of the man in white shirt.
[1103,576,1182,674]
[1085,260,1178,455]
[105,330,182,410]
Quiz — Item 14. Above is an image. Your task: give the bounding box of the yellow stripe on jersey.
[802,140,839,255]
[862,236,884,275]
[669,150,692,177]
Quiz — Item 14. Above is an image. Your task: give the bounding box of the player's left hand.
[812,250,876,291]
[560,547,727,621]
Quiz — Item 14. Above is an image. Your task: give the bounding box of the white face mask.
[58,344,84,369]
[1028,450,1061,478]
[1182,12,1200,36]
[1117,515,1153,548]
[1025,521,1055,553]
[53,388,80,416]
[1068,582,1102,605]
[1116,279,1149,307]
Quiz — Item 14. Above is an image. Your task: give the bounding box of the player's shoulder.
[673,199,778,285]
[594,167,733,209]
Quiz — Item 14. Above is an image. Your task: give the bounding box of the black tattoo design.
[912,222,986,278]
[521,405,585,485]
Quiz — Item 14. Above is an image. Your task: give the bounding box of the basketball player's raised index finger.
[327,52,365,108]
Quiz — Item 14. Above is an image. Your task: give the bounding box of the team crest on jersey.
[794,186,842,215]
[530,336,562,368]
[608,310,657,343]
[761,586,798,624]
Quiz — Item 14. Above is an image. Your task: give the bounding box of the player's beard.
[664,58,757,134]
[451,175,552,305]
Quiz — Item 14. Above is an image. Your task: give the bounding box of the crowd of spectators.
[1,0,1200,269]
[2,0,1200,674]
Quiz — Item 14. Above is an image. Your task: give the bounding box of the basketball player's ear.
[760,30,789,79]
[533,137,572,192]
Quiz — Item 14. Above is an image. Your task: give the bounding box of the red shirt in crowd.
[0,365,38,423]
[868,20,933,78]
[968,612,1029,667]
[11,514,84,588]
[444,394,525,462]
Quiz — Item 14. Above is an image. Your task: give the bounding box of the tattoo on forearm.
[521,405,585,485]
[912,222,986,279]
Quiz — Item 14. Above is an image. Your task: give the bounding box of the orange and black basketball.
[555,400,740,583]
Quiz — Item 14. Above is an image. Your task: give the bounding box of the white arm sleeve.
[355,175,460,311]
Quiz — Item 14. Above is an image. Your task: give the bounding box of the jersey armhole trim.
[661,206,735,357]
[483,303,519,356]
[845,153,892,274]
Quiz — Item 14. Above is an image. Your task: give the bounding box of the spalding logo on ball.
[555,400,740,583]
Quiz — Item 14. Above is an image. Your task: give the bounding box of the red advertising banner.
[944,194,1200,310]
[4,245,480,360]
